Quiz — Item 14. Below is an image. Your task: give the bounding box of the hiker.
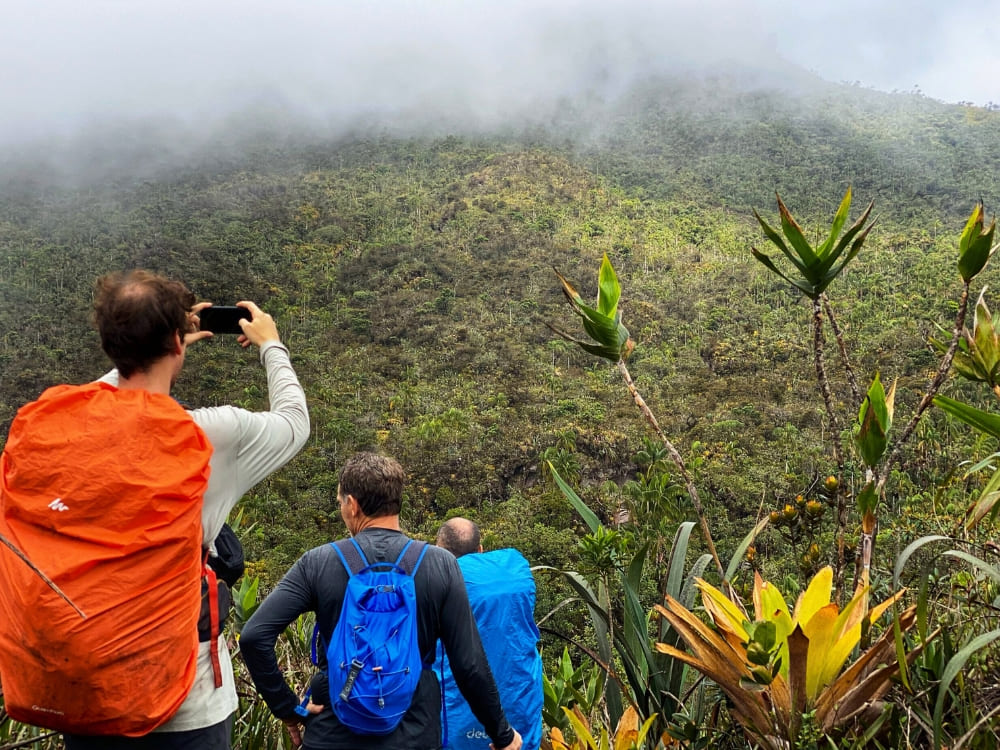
[435,518,543,750]
[0,270,309,749]
[240,452,523,750]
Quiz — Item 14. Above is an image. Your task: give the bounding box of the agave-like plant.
[549,253,633,363]
[655,566,922,749]
[852,374,897,473]
[852,373,896,591]
[751,188,875,300]
[751,189,876,598]
[933,288,1000,398]
[956,202,999,283]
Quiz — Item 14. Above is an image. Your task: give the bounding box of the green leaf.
[751,247,817,297]
[776,194,819,268]
[725,515,770,584]
[752,210,804,272]
[597,253,620,318]
[959,229,996,282]
[959,204,982,254]
[821,218,875,286]
[933,628,1000,748]
[957,205,996,282]
[549,462,602,533]
[933,394,1000,440]
[663,522,696,601]
[816,187,853,259]
[854,375,891,467]
[824,200,876,267]
[963,461,1000,530]
[892,534,950,590]
[678,554,713,610]
[752,210,810,277]
[941,550,1000,585]
[857,481,879,516]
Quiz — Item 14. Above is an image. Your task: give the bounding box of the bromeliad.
[655,566,922,749]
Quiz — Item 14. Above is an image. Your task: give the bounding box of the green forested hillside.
[4,69,1000,747]
[1,73,998,597]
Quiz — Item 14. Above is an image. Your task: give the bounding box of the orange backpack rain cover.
[0,382,212,735]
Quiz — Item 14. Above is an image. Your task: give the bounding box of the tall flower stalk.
[751,188,875,599]
[548,254,723,579]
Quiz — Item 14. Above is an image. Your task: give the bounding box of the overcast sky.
[2,0,999,147]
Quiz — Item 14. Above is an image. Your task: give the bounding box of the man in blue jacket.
[435,518,543,750]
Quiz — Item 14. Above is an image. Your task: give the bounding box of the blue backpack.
[434,549,543,750]
[326,537,429,735]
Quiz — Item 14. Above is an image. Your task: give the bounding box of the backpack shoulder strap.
[397,539,429,576]
[331,538,368,576]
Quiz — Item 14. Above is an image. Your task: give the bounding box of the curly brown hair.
[338,452,405,518]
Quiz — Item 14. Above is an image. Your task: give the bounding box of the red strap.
[204,558,223,689]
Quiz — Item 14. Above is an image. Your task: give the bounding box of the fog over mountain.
[4,0,998,154]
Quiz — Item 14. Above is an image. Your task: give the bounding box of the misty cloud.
[2,0,997,152]
[2,0,783,146]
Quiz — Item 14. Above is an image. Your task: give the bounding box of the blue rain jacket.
[435,548,543,750]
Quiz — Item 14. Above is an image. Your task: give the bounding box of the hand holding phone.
[199,306,252,335]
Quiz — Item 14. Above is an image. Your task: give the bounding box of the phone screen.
[200,306,251,335]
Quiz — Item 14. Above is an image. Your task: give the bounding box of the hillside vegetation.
[2,70,999,747]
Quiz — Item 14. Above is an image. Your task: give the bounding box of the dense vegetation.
[2,68,999,747]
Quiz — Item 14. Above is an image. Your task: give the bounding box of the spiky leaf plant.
[656,567,922,749]
[751,188,875,299]
[549,253,633,362]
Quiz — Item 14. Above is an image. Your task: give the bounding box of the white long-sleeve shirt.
[100,340,310,732]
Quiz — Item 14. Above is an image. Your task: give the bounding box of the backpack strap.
[332,538,428,576]
[438,641,450,749]
[331,538,369,576]
[202,553,223,689]
[396,539,429,576]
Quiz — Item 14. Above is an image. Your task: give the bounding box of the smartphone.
[199,306,251,335]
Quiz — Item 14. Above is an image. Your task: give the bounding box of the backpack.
[198,522,243,642]
[434,549,544,750]
[326,537,430,735]
[0,382,212,736]
[208,522,245,588]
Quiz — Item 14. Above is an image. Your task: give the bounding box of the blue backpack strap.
[396,539,429,576]
[331,538,368,575]
[439,641,450,748]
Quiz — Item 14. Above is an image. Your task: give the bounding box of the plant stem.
[876,281,971,495]
[617,359,724,580]
[858,283,971,598]
[0,532,86,619]
[822,293,861,405]
[812,298,847,602]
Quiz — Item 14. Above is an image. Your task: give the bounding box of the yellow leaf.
[810,589,868,692]
[614,705,639,736]
[793,566,833,625]
[696,578,749,639]
[868,588,905,624]
[752,569,766,620]
[548,727,569,750]
[564,707,596,750]
[801,603,838,700]
[613,729,638,750]
[756,573,791,625]
[771,608,796,681]
[836,584,870,636]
